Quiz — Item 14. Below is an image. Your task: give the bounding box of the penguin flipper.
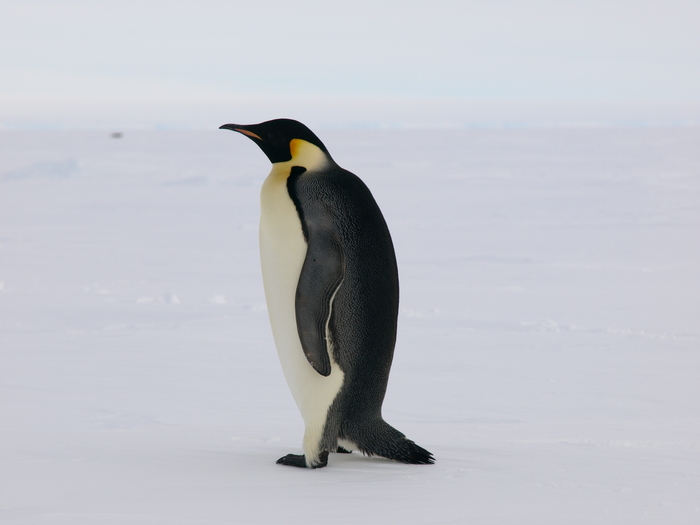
[294,226,344,377]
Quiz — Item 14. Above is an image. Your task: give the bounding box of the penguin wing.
[294,215,345,377]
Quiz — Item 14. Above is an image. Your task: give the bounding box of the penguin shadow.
[330,451,401,468]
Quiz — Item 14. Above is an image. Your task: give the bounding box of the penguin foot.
[336,446,352,454]
[276,451,329,468]
[276,454,307,467]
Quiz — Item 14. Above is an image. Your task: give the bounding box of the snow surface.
[1,127,699,524]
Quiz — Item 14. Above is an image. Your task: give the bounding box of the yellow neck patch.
[286,139,329,172]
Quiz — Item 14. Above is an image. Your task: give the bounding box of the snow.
[1,126,699,524]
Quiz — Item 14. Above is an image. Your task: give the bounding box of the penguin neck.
[261,139,333,220]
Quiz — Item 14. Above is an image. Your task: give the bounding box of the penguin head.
[220,118,329,164]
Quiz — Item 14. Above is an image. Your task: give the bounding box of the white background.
[1,126,698,523]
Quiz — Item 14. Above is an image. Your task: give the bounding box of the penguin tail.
[349,420,435,465]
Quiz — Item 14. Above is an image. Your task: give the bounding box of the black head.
[219,118,328,164]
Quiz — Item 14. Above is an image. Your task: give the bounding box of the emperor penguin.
[220,119,433,468]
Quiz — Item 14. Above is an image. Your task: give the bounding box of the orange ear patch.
[236,129,263,140]
[289,139,301,158]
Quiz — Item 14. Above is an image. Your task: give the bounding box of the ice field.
[1,126,699,523]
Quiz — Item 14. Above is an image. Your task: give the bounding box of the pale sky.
[2,0,699,127]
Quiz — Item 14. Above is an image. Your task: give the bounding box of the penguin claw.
[276,454,307,467]
[276,451,329,468]
[336,446,352,454]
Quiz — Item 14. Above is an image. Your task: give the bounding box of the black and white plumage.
[220,119,433,468]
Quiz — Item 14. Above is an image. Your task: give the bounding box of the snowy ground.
[1,126,699,524]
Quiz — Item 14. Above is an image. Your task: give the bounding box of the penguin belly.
[258,164,345,465]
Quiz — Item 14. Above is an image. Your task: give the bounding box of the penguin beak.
[220,121,291,163]
[219,123,263,141]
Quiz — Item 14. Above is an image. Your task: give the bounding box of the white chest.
[258,163,344,442]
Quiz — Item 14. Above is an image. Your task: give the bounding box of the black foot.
[336,446,352,454]
[276,453,307,467]
[276,451,329,468]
